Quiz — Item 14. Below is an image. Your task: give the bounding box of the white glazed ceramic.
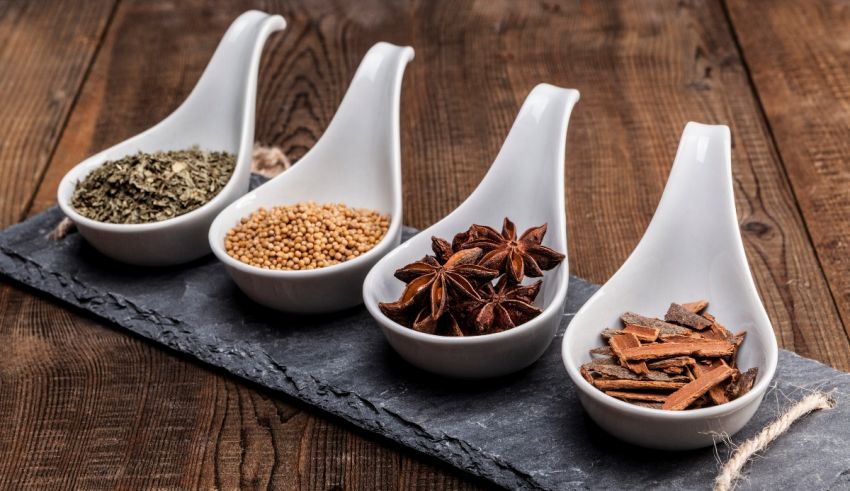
[363,84,580,379]
[561,122,779,450]
[209,42,414,313]
[57,11,285,266]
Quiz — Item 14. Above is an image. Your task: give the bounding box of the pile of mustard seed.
[224,202,389,270]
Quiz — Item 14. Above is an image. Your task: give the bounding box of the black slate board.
[2,200,850,490]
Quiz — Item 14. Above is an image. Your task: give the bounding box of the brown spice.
[378,218,565,336]
[694,360,731,405]
[225,202,389,270]
[665,303,712,330]
[622,324,660,342]
[608,333,649,374]
[605,391,670,403]
[592,379,686,391]
[621,341,735,361]
[682,299,709,313]
[662,364,735,410]
[621,312,692,336]
[582,301,758,410]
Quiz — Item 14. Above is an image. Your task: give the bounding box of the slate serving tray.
[2,193,850,489]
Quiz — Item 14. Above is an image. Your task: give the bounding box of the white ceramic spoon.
[57,11,285,266]
[209,42,415,313]
[363,84,580,378]
[562,122,779,450]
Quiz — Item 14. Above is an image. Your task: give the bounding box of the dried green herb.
[71,147,235,224]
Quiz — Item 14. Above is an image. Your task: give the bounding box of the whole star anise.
[378,246,499,328]
[462,276,543,333]
[457,218,564,283]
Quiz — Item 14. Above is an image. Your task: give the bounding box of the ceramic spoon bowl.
[363,84,580,379]
[57,11,285,266]
[561,123,779,450]
[209,42,414,314]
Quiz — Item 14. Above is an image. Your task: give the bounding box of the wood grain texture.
[0,281,481,490]
[5,0,850,489]
[726,0,850,344]
[0,0,116,227]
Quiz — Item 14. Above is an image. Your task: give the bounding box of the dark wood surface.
[2,0,849,488]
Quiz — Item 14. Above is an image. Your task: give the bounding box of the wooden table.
[1,0,848,488]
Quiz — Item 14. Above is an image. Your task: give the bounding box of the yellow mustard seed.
[224,202,390,271]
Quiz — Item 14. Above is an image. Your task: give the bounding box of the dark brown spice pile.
[379,218,565,336]
[71,147,235,224]
[581,301,759,410]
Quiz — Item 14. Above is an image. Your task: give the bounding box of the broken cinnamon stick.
[605,391,669,403]
[682,299,709,313]
[694,360,731,405]
[726,367,758,400]
[621,312,691,336]
[584,301,756,410]
[622,324,659,342]
[665,303,711,330]
[647,356,696,370]
[662,364,735,410]
[621,340,735,361]
[608,333,648,374]
[593,379,686,391]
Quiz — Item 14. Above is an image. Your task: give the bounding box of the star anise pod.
[431,236,455,264]
[459,218,565,283]
[409,309,468,336]
[462,276,543,333]
[378,247,499,325]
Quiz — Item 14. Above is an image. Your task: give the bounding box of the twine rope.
[714,391,835,491]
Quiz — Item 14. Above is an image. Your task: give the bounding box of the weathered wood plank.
[726,0,850,345]
[0,0,116,227]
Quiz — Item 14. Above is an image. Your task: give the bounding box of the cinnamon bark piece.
[586,356,619,367]
[662,364,735,410]
[726,367,758,400]
[621,312,691,336]
[682,300,709,313]
[661,367,685,375]
[605,391,669,403]
[608,333,648,374]
[590,346,614,357]
[702,312,735,342]
[582,362,690,383]
[647,356,696,370]
[600,328,621,339]
[693,361,732,405]
[593,379,686,391]
[659,334,707,344]
[621,340,735,361]
[580,365,594,384]
[622,324,659,342]
[665,303,712,330]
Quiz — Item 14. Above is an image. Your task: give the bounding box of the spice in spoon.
[581,302,758,410]
[379,218,566,337]
[224,202,389,270]
[71,147,235,224]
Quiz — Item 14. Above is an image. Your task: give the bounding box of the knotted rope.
[714,391,835,491]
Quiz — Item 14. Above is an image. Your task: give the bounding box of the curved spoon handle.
[309,43,415,175]
[460,84,580,229]
[642,123,737,253]
[177,10,285,184]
